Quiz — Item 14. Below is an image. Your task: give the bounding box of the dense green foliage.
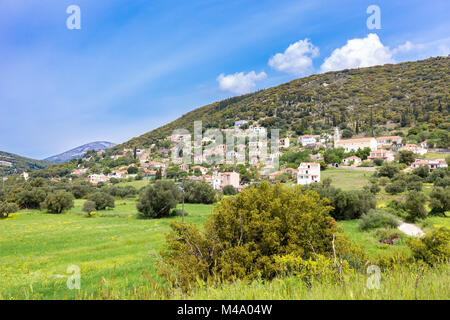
[41,191,74,214]
[0,151,52,176]
[306,183,376,220]
[183,180,216,204]
[88,192,115,210]
[137,180,181,218]
[160,182,362,289]
[0,201,19,218]
[359,209,400,231]
[408,227,450,266]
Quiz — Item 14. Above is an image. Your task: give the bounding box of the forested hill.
[0,151,52,175]
[115,56,449,150]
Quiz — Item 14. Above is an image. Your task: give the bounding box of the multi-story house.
[297,162,320,185]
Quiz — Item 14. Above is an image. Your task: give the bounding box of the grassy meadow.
[321,168,372,190]
[0,203,213,299]
[1,189,448,300]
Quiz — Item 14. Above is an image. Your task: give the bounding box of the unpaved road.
[398,223,425,237]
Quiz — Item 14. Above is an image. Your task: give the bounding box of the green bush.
[359,209,400,231]
[184,180,216,204]
[385,180,406,194]
[82,200,97,214]
[14,187,46,209]
[137,180,180,218]
[408,227,450,266]
[429,187,450,215]
[0,201,19,218]
[88,192,115,210]
[222,185,237,195]
[41,191,74,214]
[404,191,427,222]
[159,182,357,290]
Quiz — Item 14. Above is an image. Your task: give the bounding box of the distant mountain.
[44,141,116,163]
[0,151,52,175]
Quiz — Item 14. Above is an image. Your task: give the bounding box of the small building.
[234,120,249,128]
[367,149,395,162]
[279,137,290,148]
[335,137,377,152]
[399,144,427,155]
[179,163,189,171]
[297,135,316,146]
[86,174,110,184]
[297,162,320,185]
[411,159,447,172]
[376,136,403,148]
[343,156,362,166]
[219,172,240,189]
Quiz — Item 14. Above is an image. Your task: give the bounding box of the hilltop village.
[40,121,447,191]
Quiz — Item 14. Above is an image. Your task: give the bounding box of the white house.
[367,149,395,162]
[335,137,377,152]
[343,156,362,166]
[279,137,290,148]
[376,136,403,148]
[411,159,447,172]
[297,162,321,185]
[400,144,427,155]
[298,135,316,146]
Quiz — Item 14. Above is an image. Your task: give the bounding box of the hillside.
[0,151,52,175]
[115,57,449,150]
[44,141,116,163]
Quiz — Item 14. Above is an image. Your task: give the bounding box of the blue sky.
[0,0,449,159]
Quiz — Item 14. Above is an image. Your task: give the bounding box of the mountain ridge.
[112,56,449,151]
[44,141,116,163]
[0,151,52,175]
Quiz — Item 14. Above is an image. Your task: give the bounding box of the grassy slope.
[321,168,372,191]
[1,198,448,299]
[0,203,213,299]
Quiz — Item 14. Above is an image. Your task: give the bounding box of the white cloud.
[320,33,394,72]
[217,71,267,95]
[268,39,319,76]
[392,38,450,60]
[392,41,415,54]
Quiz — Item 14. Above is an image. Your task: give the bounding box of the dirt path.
[398,223,425,237]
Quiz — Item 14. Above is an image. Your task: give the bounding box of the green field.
[0,203,213,299]
[423,152,448,160]
[321,168,373,190]
[1,196,448,300]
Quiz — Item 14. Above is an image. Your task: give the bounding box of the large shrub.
[385,180,406,195]
[377,163,400,178]
[184,181,216,204]
[82,200,97,214]
[222,185,237,195]
[0,201,19,218]
[408,227,449,266]
[107,185,138,198]
[429,187,450,215]
[307,185,376,220]
[88,192,115,210]
[41,191,74,214]
[160,182,358,289]
[137,180,180,218]
[359,209,400,231]
[14,187,46,209]
[404,191,427,222]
